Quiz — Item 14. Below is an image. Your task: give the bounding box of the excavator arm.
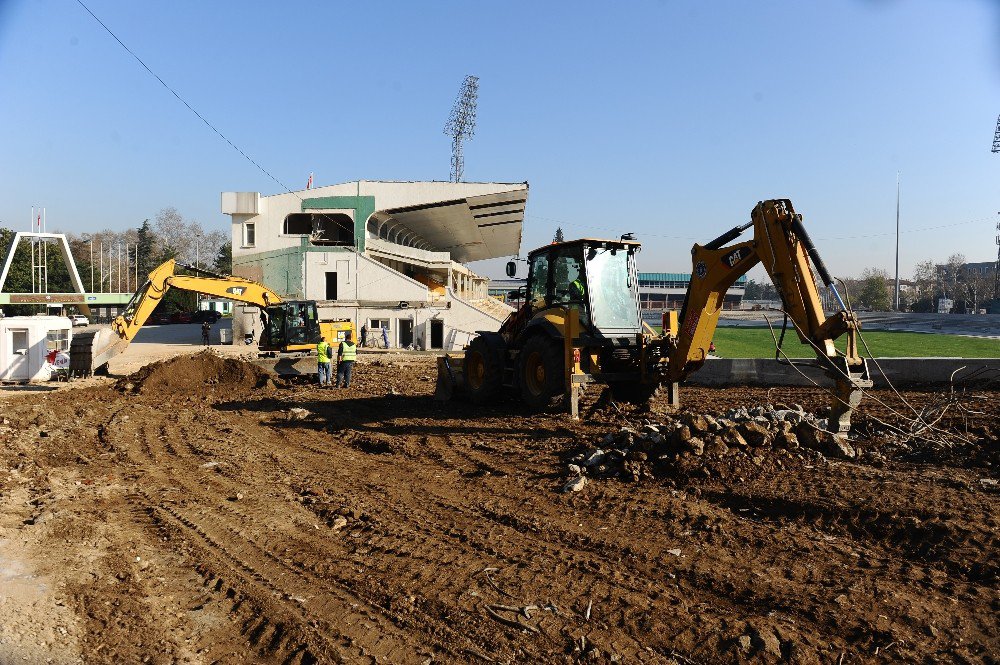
[666,199,871,431]
[71,259,282,375]
[111,259,281,342]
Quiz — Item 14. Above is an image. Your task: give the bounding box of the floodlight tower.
[444,75,479,182]
[993,114,1000,153]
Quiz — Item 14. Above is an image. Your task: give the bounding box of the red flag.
[37,213,41,230]
[307,172,313,190]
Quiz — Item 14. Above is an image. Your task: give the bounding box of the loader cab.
[260,301,321,352]
[525,239,642,339]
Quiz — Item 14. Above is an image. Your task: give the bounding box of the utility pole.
[994,216,1000,301]
[444,75,479,182]
[894,172,900,311]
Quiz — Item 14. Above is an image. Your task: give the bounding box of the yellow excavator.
[70,259,354,376]
[436,199,872,431]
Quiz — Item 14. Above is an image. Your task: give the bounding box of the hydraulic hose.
[790,215,848,311]
[704,220,754,251]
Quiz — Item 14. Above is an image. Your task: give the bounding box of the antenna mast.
[992,114,1000,153]
[444,75,479,182]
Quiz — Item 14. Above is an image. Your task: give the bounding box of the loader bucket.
[434,354,465,401]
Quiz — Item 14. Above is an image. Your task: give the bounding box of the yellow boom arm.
[667,199,870,431]
[112,259,282,342]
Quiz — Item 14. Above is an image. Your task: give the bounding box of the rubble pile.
[564,405,860,490]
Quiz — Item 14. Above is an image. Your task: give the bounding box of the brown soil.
[0,352,997,664]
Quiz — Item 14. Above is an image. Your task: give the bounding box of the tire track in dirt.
[293,420,997,662]
[267,425,857,661]
[103,402,445,664]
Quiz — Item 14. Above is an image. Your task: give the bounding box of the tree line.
[743,253,996,313]
[1,207,231,315]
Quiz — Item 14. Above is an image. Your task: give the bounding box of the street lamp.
[83,235,94,293]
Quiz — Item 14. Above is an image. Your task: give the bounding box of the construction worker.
[316,336,332,386]
[335,330,357,388]
[360,323,368,348]
[569,275,586,301]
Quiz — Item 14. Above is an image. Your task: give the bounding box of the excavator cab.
[260,301,321,353]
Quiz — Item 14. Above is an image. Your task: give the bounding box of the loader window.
[528,254,549,308]
[587,248,640,331]
[550,251,584,306]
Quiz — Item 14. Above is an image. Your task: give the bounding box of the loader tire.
[518,335,564,411]
[464,335,504,405]
[609,382,659,405]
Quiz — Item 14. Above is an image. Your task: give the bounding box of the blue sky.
[1,0,998,280]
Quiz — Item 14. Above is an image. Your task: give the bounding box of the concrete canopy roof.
[373,187,526,263]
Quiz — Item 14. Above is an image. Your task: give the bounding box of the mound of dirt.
[116,351,269,395]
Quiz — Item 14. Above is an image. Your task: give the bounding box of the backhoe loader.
[70,259,353,376]
[436,199,871,431]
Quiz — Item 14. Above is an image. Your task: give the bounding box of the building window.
[46,329,70,351]
[283,213,355,246]
[284,214,312,235]
[244,223,256,247]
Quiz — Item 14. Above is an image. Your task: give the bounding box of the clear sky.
[1,0,998,280]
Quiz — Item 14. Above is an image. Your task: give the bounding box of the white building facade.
[222,180,528,350]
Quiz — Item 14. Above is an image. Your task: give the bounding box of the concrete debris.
[287,408,311,421]
[567,404,859,486]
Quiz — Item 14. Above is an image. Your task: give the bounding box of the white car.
[69,314,89,327]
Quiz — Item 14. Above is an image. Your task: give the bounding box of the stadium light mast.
[992,114,1000,153]
[444,75,479,183]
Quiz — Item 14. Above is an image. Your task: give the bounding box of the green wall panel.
[301,195,376,253]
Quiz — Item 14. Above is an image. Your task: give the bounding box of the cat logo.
[722,248,746,269]
[226,287,247,296]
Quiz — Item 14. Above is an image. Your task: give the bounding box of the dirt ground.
[0,351,997,664]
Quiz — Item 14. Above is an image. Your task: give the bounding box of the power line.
[75,0,291,195]
[75,0,355,236]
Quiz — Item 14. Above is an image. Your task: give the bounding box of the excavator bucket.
[434,355,465,401]
[69,328,129,377]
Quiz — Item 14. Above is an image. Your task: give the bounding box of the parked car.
[191,310,222,324]
[151,312,172,325]
[170,311,194,324]
[69,314,89,327]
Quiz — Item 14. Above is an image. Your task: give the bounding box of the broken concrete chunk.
[582,450,606,467]
[740,421,772,447]
[287,408,311,421]
[563,476,588,493]
[685,437,705,456]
